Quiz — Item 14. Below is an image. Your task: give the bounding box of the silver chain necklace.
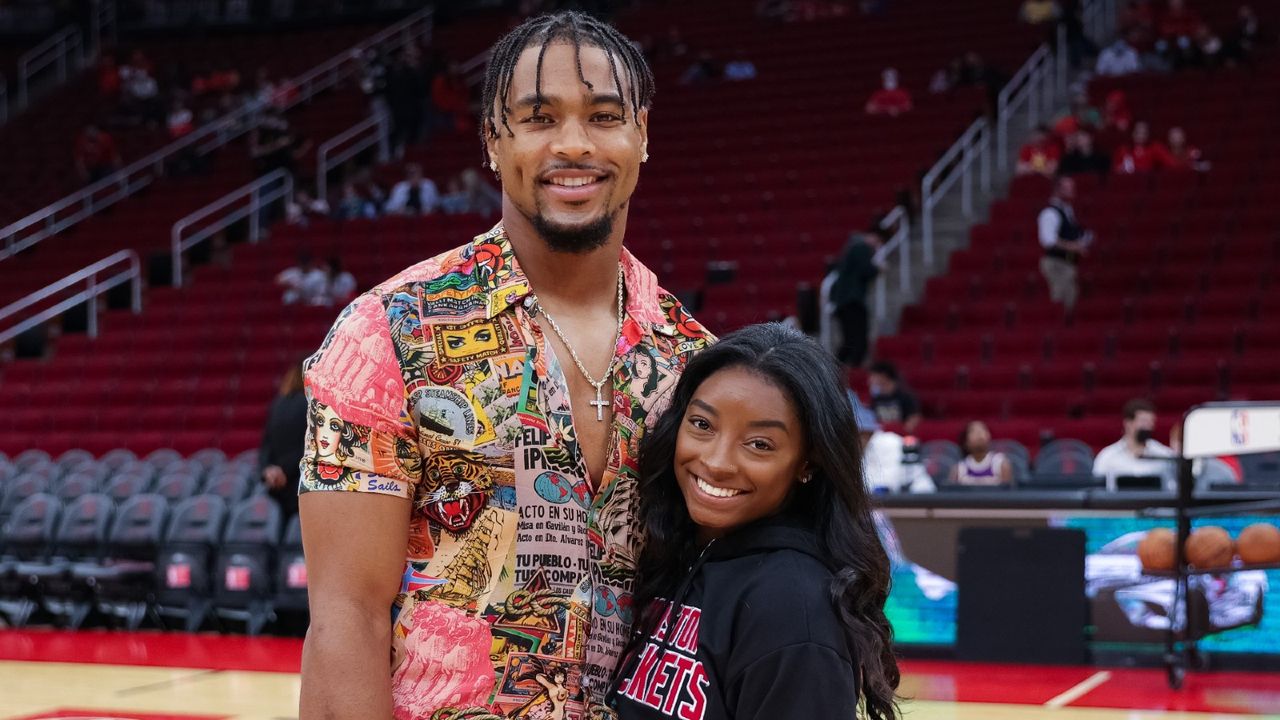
[531,264,625,421]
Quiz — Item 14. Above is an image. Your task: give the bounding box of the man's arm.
[299,491,410,720]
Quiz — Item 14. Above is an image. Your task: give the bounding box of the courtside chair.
[18,493,114,628]
[0,494,62,626]
[154,494,228,632]
[75,494,170,630]
[214,495,282,635]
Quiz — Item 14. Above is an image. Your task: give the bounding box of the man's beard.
[529,206,617,254]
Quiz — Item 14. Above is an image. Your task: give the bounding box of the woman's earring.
[799,473,812,484]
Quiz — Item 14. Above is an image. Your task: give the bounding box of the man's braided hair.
[480,10,655,149]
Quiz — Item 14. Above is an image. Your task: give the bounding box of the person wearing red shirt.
[1167,126,1209,172]
[1158,0,1203,42]
[1017,124,1063,177]
[1112,121,1175,173]
[431,62,472,134]
[74,124,122,184]
[865,67,912,117]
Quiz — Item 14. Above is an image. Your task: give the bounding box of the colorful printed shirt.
[300,225,713,720]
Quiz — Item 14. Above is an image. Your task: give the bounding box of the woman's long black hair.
[632,323,899,720]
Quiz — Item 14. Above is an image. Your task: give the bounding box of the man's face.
[1134,122,1150,144]
[1057,178,1076,201]
[486,41,649,254]
[1125,410,1156,440]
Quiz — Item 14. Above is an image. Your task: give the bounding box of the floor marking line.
[115,668,223,696]
[1044,670,1112,709]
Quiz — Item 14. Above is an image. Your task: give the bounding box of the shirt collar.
[472,224,677,337]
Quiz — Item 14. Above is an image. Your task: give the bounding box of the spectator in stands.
[1052,90,1102,136]
[333,181,380,220]
[1093,398,1176,490]
[1166,126,1209,172]
[250,107,309,177]
[276,254,328,306]
[830,229,885,367]
[723,50,758,81]
[1119,0,1157,47]
[1017,124,1062,177]
[854,394,933,493]
[1113,121,1175,174]
[326,258,358,306]
[1058,130,1110,178]
[259,360,308,520]
[1096,32,1143,75]
[865,67,912,117]
[120,62,162,128]
[951,421,1013,486]
[1155,0,1205,67]
[387,49,427,159]
[286,190,330,227]
[1223,5,1268,65]
[385,163,440,216]
[679,51,721,85]
[440,168,503,217]
[868,360,922,433]
[98,52,121,100]
[166,97,194,139]
[73,124,121,184]
[432,63,472,134]
[1038,176,1092,311]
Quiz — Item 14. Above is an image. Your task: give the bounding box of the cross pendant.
[589,386,609,421]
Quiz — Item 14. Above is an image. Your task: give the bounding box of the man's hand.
[262,465,287,490]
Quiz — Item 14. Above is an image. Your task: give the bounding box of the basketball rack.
[1139,402,1280,689]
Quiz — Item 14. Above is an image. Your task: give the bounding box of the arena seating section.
[877,60,1280,452]
[0,26,374,226]
[0,0,1042,457]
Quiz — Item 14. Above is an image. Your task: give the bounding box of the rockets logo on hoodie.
[614,600,709,720]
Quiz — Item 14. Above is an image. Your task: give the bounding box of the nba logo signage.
[1230,409,1249,447]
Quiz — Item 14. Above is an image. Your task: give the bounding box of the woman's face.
[315,404,343,459]
[966,422,991,453]
[635,353,654,379]
[674,366,806,541]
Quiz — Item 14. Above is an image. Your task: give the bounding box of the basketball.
[1237,523,1280,565]
[1138,528,1177,572]
[1185,526,1235,569]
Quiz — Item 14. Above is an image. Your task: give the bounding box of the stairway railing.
[170,169,293,287]
[921,118,992,268]
[0,250,141,345]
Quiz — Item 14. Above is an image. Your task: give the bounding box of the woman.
[258,360,309,519]
[950,420,1013,487]
[609,323,899,720]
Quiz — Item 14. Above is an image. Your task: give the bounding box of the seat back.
[224,496,282,548]
[57,449,96,472]
[1,494,63,559]
[157,495,228,599]
[15,449,53,469]
[1,473,50,523]
[52,493,115,558]
[153,473,201,503]
[104,474,153,503]
[53,472,101,503]
[1035,439,1096,465]
[275,514,308,608]
[109,494,170,559]
[202,473,251,504]
[217,496,282,601]
[145,449,184,470]
[100,449,139,470]
[991,439,1031,468]
[165,495,229,546]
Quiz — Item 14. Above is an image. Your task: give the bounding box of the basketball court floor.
[1,630,1278,719]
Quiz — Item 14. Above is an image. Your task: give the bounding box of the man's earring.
[641,148,650,163]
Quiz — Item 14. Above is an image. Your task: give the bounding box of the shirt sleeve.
[728,643,860,720]
[1038,207,1061,249]
[299,292,421,498]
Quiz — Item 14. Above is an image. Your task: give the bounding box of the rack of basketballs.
[1139,522,1280,572]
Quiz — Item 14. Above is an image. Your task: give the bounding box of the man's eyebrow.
[512,92,625,109]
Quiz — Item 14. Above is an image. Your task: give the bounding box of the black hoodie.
[608,517,859,720]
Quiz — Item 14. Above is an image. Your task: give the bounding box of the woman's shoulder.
[714,546,848,650]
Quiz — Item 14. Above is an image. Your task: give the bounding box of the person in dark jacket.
[258,360,308,520]
[830,229,885,367]
[609,323,900,720]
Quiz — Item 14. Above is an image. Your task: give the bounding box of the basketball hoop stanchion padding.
[1149,402,1280,689]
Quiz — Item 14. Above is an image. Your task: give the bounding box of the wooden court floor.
[1,630,1278,719]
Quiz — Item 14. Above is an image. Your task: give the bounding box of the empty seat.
[155,495,229,631]
[153,473,202,503]
[202,473,252,504]
[274,514,308,614]
[0,494,63,626]
[52,472,101,503]
[103,474,153,504]
[13,494,114,628]
[73,494,170,630]
[214,495,283,635]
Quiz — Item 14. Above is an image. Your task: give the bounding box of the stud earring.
[799,473,812,485]
[641,149,650,163]
[489,161,499,172]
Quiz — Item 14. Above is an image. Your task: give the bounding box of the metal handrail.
[17,25,85,109]
[90,0,118,62]
[0,6,434,264]
[171,169,294,287]
[0,75,8,126]
[0,250,141,344]
[316,114,389,200]
[997,0,1120,171]
[872,206,911,325]
[920,118,991,267]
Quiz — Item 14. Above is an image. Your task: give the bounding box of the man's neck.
[503,204,629,308]
[1126,437,1146,456]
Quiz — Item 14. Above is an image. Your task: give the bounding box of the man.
[1096,33,1142,76]
[865,67,912,116]
[1037,176,1092,311]
[1112,121,1175,174]
[1016,124,1062,177]
[385,163,441,216]
[298,12,712,720]
[829,228,885,367]
[1093,399,1176,490]
[867,360,921,434]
